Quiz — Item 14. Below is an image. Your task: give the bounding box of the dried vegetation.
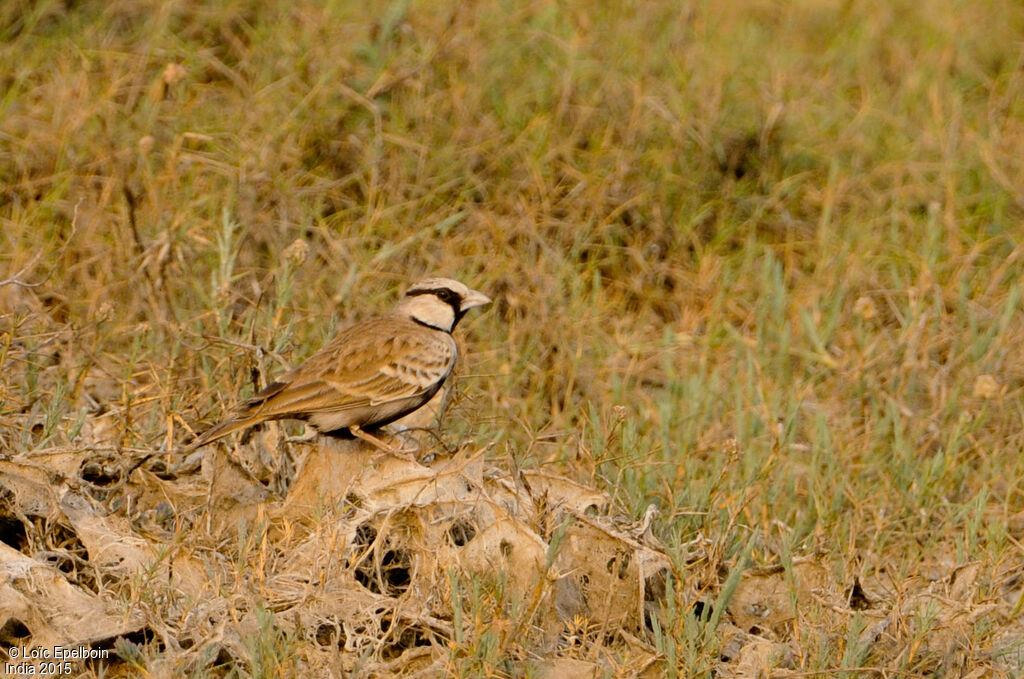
[2,0,1024,676]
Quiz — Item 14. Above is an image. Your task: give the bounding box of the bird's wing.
[241,317,457,420]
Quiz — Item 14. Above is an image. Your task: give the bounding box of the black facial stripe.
[405,288,462,315]
[411,315,451,332]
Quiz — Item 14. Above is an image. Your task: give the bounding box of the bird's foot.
[350,425,417,462]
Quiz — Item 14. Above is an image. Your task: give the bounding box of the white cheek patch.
[406,296,456,332]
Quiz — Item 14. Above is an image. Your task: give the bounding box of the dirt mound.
[0,432,676,677]
[2,427,1021,676]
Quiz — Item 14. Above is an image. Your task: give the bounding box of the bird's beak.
[461,289,492,310]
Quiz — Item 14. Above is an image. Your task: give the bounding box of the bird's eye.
[437,290,453,302]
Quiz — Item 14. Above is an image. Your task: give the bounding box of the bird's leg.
[381,424,426,458]
[350,425,416,461]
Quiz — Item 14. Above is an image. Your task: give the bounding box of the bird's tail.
[186,416,259,452]
[186,382,288,452]
[125,415,256,476]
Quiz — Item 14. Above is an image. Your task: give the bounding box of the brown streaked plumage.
[188,277,490,451]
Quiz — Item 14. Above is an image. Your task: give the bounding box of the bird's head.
[396,277,491,332]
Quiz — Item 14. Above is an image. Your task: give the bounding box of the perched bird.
[188,277,491,452]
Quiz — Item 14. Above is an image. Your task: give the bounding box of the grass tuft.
[3,0,1024,675]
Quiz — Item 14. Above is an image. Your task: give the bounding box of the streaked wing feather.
[243,381,343,418]
[246,318,456,419]
[191,301,475,450]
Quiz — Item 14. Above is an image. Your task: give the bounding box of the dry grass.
[3,0,1024,676]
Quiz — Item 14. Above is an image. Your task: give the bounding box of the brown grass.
[3,0,1024,675]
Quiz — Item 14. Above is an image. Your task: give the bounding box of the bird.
[186,277,491,453]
